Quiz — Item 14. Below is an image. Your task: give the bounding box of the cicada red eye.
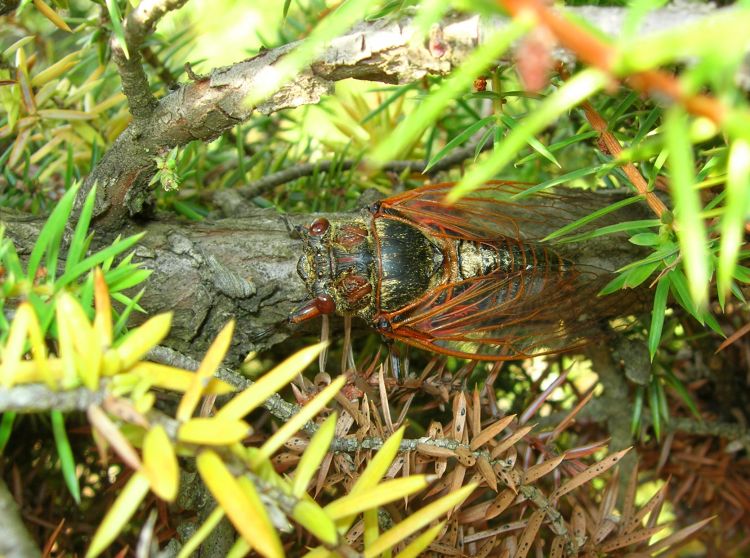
[309,218,330,236]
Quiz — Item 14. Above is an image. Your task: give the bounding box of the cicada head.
[290,218,336,323]
[290,216,375,324]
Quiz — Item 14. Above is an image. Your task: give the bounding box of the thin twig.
[580,100,668,219]
[110,0,189,125]
[0,382,107,413]
[235,140,494,200]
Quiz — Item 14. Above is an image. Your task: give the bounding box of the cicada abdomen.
[290,182,641,361]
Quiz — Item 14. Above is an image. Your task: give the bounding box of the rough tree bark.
[2,191,650,363]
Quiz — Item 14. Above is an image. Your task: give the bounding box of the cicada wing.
[377,182,622,243]
[382,264,622,361]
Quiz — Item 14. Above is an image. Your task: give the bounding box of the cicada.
[290,182,633,361]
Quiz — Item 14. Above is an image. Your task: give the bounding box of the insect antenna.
[249,326,276,342]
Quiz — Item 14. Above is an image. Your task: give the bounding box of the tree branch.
[110,0,189,126]
[79,5,730,230]
[233,139,495,200]
[3,190,651,364]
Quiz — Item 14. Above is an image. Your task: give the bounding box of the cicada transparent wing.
[374,181,592,242]
[372,183,639,361]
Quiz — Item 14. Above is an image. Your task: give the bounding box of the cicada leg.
[341,315,356,373]
[319,314,329,372]
[288,295,336,324]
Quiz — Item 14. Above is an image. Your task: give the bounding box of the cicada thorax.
[372,216,444,313]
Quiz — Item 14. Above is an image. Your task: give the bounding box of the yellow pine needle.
[21,302,56,388]
[178,417,250,445]
[37,109,95,120]
[32,0,72,32]
[363,484,476,558]
[133,391,155,415]
[291,499,339,546]
[393,521,445,558]
[325,476,430,521]
[114,312,172,372]
[176,320,234,422]
[125,362,235,395]
[11,358,64,384]
[30,51,79,87]
[350,426,406,496]
[58,293,100,390]
[177,507,226,558]
[217,341,328,421]
[90,93,127,114]
[86,472,150,558]
[255,375,345,464]
[93,269,112,348]
[0,301,32,387]
[197,451,284,558]
[143,425,179,502]
[291,412,337,498]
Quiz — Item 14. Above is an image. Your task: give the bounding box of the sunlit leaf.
[325,476,430,520]
[363,483,475,558]
[178,417,249,445]
[256,375,345,462]
[86,472,150,558]
[177,320,234,421]
[124,362,235,394]
[197,450,284,558]
[93,268,113,349]
[393,521,445,558]
[143,425,179,502]
[291,498,339,546]
[665,107,709,308]
[217,341,327,421]
[30,51,79,87]
[292,412,337,497]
